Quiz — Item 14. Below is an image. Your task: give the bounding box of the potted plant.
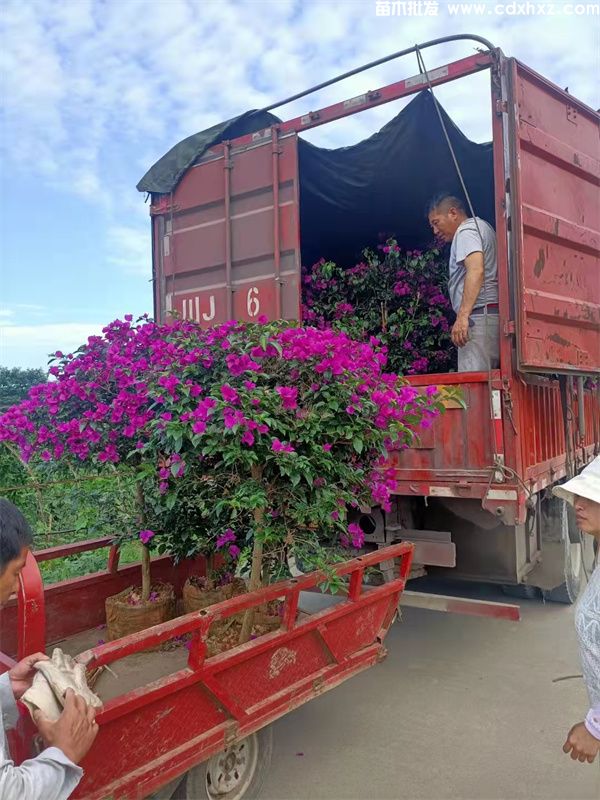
[0,315,441,648]
[138,318,442,644]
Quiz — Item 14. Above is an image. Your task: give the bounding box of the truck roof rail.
[259,33,498,114]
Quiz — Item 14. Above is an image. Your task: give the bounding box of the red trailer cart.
[0,539,414,799]
[141,33,600,603]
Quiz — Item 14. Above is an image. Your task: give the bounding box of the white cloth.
[21,649,102,723]
[575,563,600,740]
[0,671,82,800]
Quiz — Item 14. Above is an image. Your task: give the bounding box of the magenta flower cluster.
[0,315,440,557]
[301,241,454,375]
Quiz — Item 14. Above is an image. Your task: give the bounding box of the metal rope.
[414,44,501,476]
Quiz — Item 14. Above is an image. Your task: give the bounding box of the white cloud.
[0,322,105,368]
[106,224,151,276]
[2,0,597,200]
[0,0,598,286]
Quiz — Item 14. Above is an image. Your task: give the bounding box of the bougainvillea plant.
[302,240,454,375]
[0,316,441,636]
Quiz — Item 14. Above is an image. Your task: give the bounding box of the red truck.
[139,34,599,606]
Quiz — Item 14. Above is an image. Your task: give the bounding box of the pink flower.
[221,385,240,405]
[241,430,255,447]
[228,545,241,559]
[216,529,236,549]
[271,438,295,454]
[139,529,155,545]
[276,386,298,410]
[322,443,332,452]
[347,522,364,549]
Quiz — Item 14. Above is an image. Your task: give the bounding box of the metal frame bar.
[223,141,234,318]
[225,53,493,154]
[32,536,114,562]
[271,127,282,318]
[400,590,520,621]
[260,34,496,113]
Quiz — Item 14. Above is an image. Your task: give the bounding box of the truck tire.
[173,726,273,800]
[541,494,584,604]
[502,493,594,605]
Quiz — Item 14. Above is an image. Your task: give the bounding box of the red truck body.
[0,538,413,799]
[147,39,599,587]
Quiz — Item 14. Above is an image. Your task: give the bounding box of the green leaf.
[352,438,364,454]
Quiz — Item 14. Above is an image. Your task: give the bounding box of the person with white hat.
[553,455,600,764]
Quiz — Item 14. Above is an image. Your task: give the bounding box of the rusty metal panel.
[507,59,600,374]
[389,373,499,485]
[152,132,301,327]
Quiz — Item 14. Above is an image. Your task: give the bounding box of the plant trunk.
[136,481,151,602]
[239,465,265,644]
[141,542,151,602]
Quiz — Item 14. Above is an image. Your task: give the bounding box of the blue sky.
[1,0,598,368]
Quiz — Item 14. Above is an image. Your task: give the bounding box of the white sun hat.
[553,455,600,507]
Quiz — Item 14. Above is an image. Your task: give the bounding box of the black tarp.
[298,91,494,267]
[137,91,494,266]
[137,109,282,195]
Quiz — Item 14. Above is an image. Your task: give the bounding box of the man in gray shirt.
[0,499,98,799]
[428,194,500,371]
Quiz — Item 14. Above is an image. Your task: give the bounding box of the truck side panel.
[507,59,600,374]
[152,134,302,327]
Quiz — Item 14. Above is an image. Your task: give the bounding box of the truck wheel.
[502,493,594,605]
[543,532,588,604]
[541,494,584,604]
[174,726,273,800]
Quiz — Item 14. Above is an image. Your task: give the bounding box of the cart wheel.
[174,726,273,800]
